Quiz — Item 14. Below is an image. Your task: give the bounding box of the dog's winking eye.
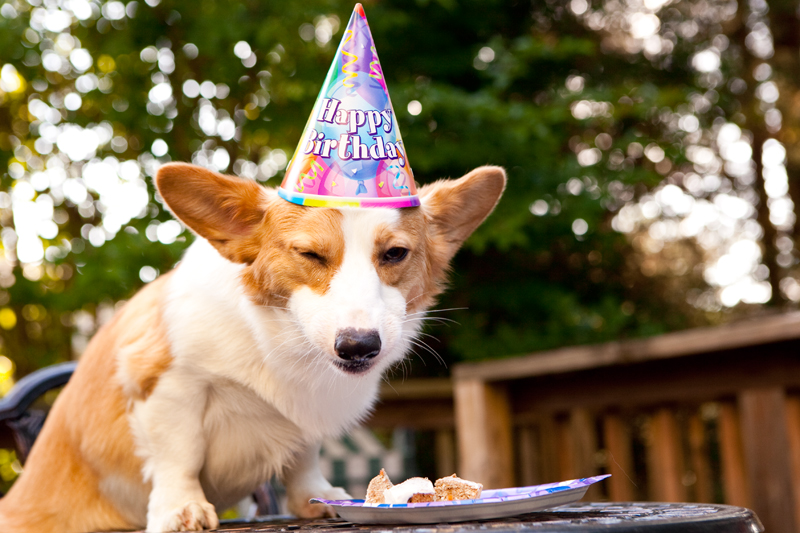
[383,247,409,264]
[300,250,326,264]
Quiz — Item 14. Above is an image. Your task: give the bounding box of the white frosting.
[441,476,482,490]
[383,477,434,504]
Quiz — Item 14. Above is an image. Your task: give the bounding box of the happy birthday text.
[301,98,404,162]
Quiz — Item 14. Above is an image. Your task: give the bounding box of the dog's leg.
[284,442,351,518]
[136,374,219,532]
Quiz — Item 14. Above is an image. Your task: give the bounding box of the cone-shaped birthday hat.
[279,4,419,208]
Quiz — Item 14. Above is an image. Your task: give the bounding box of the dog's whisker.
[263,333,313,361]
[402,316,459,326]
[264,320,304,328]
[416,332,441,343]
[409,347,428,366]
[403,293,427,309]
[406,338,447,368]
[404,313,459,321]
[380,375,399,397]
[261,304,292,312]
[286,348,314,375]
[405,307,468,317]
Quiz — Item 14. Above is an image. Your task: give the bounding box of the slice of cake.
[383,477,435,504]
[365,469,394,504]
[434,474,483,501]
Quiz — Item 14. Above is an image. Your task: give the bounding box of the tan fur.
[371,209,433,314]
[407,165,506,314]
[117,274,174,400]
[420,166,506,259]
[157,167,348,304]
[0,276,173,532]
[156,163,266,264]
[241,196,346,304]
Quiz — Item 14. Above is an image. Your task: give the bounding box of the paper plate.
[310,475,610,524]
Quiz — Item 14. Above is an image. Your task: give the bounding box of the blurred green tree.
[0,0,796,386]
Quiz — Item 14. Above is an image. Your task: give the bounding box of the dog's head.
[156,163,504,376]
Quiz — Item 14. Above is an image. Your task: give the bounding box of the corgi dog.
[0,162,505,533]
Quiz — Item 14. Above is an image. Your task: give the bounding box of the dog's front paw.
[288,486,351,519]
[147,500,219,532]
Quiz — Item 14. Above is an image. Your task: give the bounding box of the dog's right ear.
[156,163,265,263]
[419,165,506,264]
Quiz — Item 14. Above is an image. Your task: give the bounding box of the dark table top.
[147,502,762,533]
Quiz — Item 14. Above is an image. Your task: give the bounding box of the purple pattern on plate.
[311,475,610,508]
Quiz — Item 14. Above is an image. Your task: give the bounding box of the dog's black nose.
[335,328,381,361]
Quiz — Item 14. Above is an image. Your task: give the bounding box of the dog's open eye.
[383,247,409,264]
[300,251,326,264]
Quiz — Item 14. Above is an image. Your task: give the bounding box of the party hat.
[278,4,419,208]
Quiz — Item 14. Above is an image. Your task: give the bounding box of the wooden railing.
[367,311,800,533]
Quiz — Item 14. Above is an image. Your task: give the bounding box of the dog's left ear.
[156,163,265,263]
[419,165,506,262]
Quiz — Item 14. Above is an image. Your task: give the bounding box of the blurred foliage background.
[0,0,798,396]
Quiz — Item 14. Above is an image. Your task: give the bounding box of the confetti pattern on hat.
[279,3,419,208]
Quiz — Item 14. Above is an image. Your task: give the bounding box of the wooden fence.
[367,311,800,533]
